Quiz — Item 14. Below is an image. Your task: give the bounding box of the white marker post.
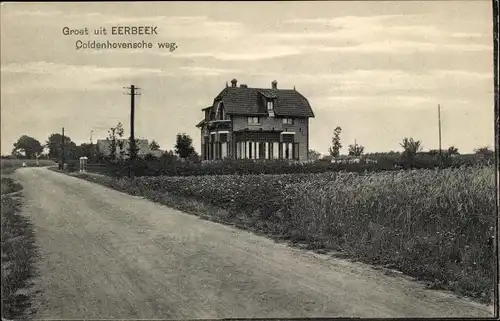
[79,156,88,173]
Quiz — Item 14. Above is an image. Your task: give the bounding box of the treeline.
[5,127,199,164]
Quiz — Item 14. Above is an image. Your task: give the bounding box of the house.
[196,79,315,161]
[96,139,150,159]
[330,155,379,164]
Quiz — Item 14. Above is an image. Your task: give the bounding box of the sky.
[0,1,495,156]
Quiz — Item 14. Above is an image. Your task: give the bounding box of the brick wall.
[231,115,309,160]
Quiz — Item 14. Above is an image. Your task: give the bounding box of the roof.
[96,138,148,145]
[257,90,278,99]
[211,86,314,117]
[196,119,205,127]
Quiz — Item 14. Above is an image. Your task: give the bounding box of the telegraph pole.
[60,127,65,170]
[123,85,141,178]
[438,104,442,168]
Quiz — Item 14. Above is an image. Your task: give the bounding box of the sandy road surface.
[14,167,494,319]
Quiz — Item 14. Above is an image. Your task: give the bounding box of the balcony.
[207,119,232,131]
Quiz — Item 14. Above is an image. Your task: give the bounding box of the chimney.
[231,78,237,87]
[240,84,248,88]
[272,80,277,89]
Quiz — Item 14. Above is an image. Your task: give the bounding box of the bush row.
[81,153,493,177]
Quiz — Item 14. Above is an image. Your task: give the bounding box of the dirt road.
[14,167,494,319]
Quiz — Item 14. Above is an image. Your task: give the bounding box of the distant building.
[149,149,164,158]
[330,155,379,164]
[196,79,315,161]
[96,139,150,159]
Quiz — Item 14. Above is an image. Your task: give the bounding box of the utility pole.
[123,85,141,178]
[438,104,442,168]
[60,127,65,170]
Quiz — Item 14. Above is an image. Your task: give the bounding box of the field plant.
[1,177,38,319]
[75,165,496,303]
[1,160,42,318]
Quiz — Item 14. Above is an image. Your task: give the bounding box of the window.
[273,142,279,159]
[267,101,274,111]
[217,102,226,120]
[210,133,216,160]
[282,118,294,125]
[247,116,259,124]
[259,142,266,159]
[248,141,253,159]
[283,143,293,160]
[238,141,245,159]
[219,133,228,159]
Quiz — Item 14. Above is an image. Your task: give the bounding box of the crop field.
[75,165,497,303]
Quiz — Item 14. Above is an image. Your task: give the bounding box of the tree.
[328,126,342,157]
[428,149,440,156]
[107,128,117,161]
[107,122,125,161]
[308,149,321,161]
[474,146,493,157]
[74,143,95,160]
[187,151,201,163]
[447,146,459,156]
[149,140,160,151]
[348,142,364,156]
[12,135,43,158]
[175,133,196,159]
[474,146,494,164]
[46,133,75,160]
[400,137,422,166]
[400,138,422,156]
[160,150,178,162]
[144,153,158,161]
[116,123,125,159]
[65,141,78,160]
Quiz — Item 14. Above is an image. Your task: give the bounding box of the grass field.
[1,162,40,319]
[1,159,56,175]
[73,165,497,304]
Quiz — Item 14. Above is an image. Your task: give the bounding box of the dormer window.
[267,100,274,111]
[216,102,226,120]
